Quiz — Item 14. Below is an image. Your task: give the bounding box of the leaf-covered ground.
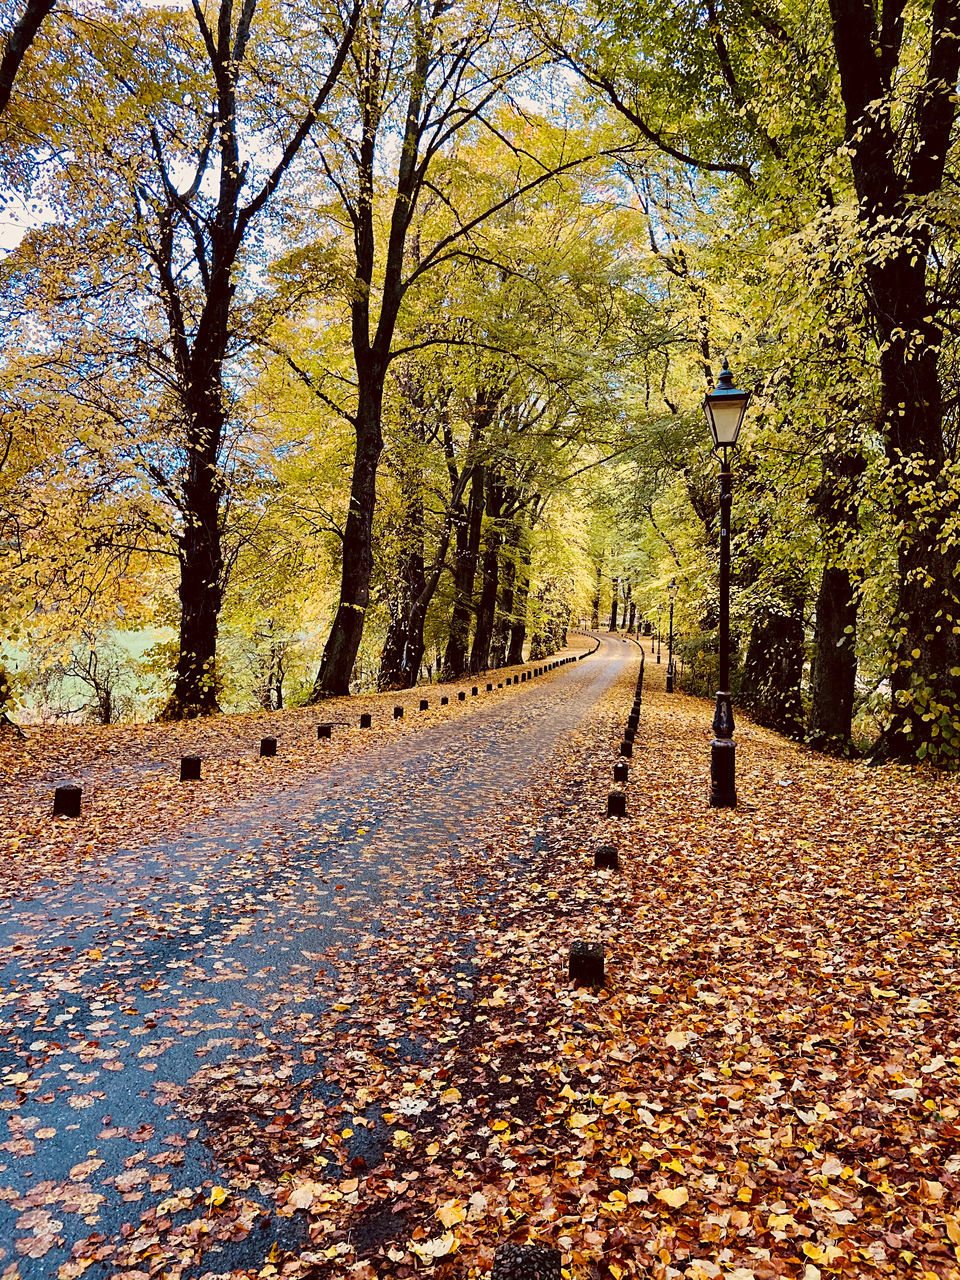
[2,635,960,1280]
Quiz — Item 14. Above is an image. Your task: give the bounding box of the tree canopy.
[0,0,958,766]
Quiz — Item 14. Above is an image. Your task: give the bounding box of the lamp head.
[703,357,750,454]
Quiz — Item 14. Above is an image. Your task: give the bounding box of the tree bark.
[377,482,427,691]
[0,0,55,116]
[828,0,960,762]
[313,370,384,696]
[163,304,229,719]
[442,463,484,679]
[490,520,519,669]
[469,472,503,673]
[590,557,602,629]
[808,446,865,751]
[508,539,531,665]
[609,576,619,631]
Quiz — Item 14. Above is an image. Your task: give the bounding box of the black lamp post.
[702,357,751,808]
[665,577,677,693]
[656,605,662,663]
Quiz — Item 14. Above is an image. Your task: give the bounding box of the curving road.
[0,634,635,1278]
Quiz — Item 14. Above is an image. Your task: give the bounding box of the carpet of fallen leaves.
[2,633,960,1280]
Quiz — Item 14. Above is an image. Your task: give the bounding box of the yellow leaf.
[436,1199,466,1228]
[409,1232,456,1261]
[207,1186,229,1208]
[439,1087,461,1104]
[664,1029,692,1050]
[568,1112,599,1129]
[426,1142,440,1157]
[655,1186,689,1208]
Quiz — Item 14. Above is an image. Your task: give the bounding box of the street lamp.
[666,577,678,693]
[702,357,751,808]
[656,605,662,663]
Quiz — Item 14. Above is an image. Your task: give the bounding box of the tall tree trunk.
[443,464,484,679]
[312,371,385,697]
[740,585,806,738]
[590,558,602,629]
[508,538,531,665]
[490,520,519,669]
[163,337,227,719]
[469,473,503,673]
[808,446,865,751]
[609,576,619,631]
[828,0,960,762]
[378,502,427,691]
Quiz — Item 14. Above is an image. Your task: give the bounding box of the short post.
[360,713,372,728]
[486,683,493,691]
[180,756,201,781]
[619,740,632,758]
[569,941,605,987]
[53,785,82,817]
[317,723,333,740]
[420,698,429,711]
[613,760,629,784]
[394,705,404,719]
[623,725,636,744]
[458,691,466,701]
[506,677,511,685]
[607,790,626,817]
[492,1244,562,1280]
[595,844,619,870]
[471,686,478,697]
[441,696,449,705]
[260,737,277,757]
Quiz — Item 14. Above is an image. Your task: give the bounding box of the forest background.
[0,0,958,767]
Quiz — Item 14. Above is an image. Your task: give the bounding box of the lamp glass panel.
[707,396,747,446]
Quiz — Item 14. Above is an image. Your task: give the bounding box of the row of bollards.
[51,651,590,815]
[566,646,642,996]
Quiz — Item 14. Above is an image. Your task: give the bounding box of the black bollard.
[317,723,333,740]
[360,713,372,728]
[569,940,605,987]
[595,844,619,870]
[506,677,511,685]
[420,699,429,711]
[607,790,626,817]
[260,737,277,757]
[53,785,82,817]
[619,740,633,758]
[394,705,404,719]
[486,683,493,691]
[458,691,466,701]
[471,686,478,697]
[441,696,449,705]
[613,760,629,784]
[180,756,201,781]
[624,725,636,744]
[498,681,503,688]
[492,1244,562,1280]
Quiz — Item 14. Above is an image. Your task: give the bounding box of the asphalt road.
[0,634,632,1278]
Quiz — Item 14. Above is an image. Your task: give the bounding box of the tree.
[0,0,56,118]
[826,0,960,762]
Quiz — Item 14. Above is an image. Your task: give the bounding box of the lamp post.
[656,605,662,663]
[666,577,677,693]
[702,357,751,808]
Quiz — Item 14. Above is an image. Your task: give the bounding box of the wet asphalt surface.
[0,637,630,1277]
